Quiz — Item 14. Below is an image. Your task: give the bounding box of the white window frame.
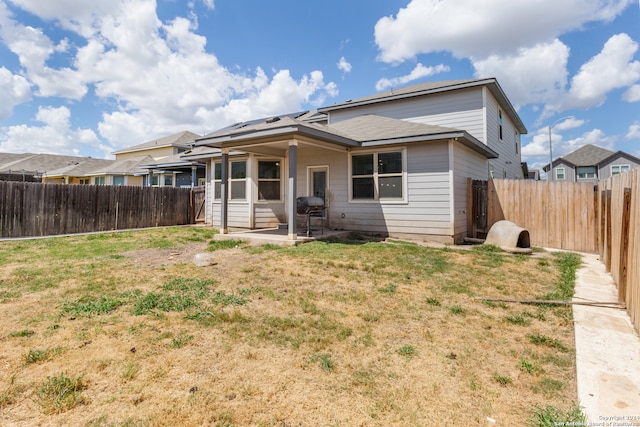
[577,166,596,180]
[555,167,565,180]
[94,176,105,185]
[348,148,407,204]
[212,158,249,202]
[256,159,282,202]
[611,164,630,175]
[113,176,125,186]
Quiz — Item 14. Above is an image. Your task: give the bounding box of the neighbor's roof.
[0,153,112,176]
[87,155,156,176]
[562,144,615,166]
[138,152,206,169]
[318,78,528,134]
[45,158,116,177]
[113,131,200,155]
[195,114,498,159]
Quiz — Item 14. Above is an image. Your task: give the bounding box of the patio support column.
[288,141,298,240]
[220,150,229,235]
[191,166,197,187]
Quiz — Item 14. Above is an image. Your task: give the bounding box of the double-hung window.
[213,162,221,199]
[611,164,630,175]
[213,160,248,200]
[258,161,281,201]
[555,167,565,180]
[230,160,247,200]
[351,150,404,201]
[94,176,105,185]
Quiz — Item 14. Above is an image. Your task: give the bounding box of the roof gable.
[562,144,615,166]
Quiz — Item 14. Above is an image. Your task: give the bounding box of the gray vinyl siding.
[328,88,486,143]
[552,161,576,182]
[599,154,640,180]
[484,88,523,179]
[322,141,454,239]
[452,142,489,239]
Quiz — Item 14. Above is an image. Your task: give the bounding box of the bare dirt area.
[0,228,580,426]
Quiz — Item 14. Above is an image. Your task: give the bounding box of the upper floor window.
[351,150,405,201]
[555,167,565,180]
[577,167,596,179]
[258,160,281,201]
[611,164,630,175]
[515,131,519,154]
[498,110,503,141]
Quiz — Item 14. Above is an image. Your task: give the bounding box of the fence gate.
[191,187,206,223]
[467,179,489,239]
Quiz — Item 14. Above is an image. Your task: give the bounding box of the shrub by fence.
[0,182,194,238]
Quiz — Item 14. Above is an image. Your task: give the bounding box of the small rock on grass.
[193,253,217,267]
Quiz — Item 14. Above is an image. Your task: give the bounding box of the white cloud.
[623,84,640,102]
[627,121,640,140]
[337,56,352,73]
[0,106,110,157]
[521,118,584,158]
[375,63,449,91]
[473,40,570,108]
[0,0,338,151]
[563,33,640,109]
[0,67,31,119]
[374,0,634,63]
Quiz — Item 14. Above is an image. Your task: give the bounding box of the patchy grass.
[0,227,580,426]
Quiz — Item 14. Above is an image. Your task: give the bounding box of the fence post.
[618,188,632,303]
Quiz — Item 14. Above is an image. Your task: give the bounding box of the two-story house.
[189,78,527,244]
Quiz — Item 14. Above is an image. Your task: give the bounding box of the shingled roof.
[562,144,615,166]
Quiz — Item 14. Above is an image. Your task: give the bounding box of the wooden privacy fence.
[469,174,639,332]
[469,178,598,253]
[597,169,640,332]
[0,182,195,238]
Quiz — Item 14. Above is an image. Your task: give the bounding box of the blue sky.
[0,0,639,175]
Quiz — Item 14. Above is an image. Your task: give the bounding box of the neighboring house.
[527,170,541,180]
[113,131,204,187]
[82,156,156,186]
[544,144,640,183]
[137,153,206,188]
[190,78,526,244]
[0,152,113,183]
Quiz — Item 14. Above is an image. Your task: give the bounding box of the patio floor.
[213,227,352,246]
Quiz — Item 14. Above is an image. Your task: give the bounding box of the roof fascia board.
[196,125,359,149]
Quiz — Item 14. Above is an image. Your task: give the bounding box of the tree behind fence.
[0,182,194,238]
